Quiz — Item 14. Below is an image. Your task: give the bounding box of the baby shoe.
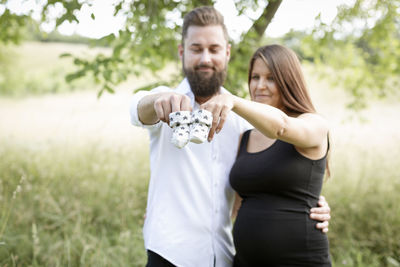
[169,111,191,148]
[189,109,213,144]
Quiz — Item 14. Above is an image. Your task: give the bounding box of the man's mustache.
[194,64,216,71]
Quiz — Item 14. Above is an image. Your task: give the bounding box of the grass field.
[0,42,399,266]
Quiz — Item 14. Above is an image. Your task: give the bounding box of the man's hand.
[153,93,192,125]
[200,93,234,141]
[310,195,331,233]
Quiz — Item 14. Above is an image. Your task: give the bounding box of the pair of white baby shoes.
[169,109,213,148]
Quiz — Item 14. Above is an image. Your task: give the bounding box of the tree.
[0,0,281,97]
[301,0,400,110]
[0,2,30,44]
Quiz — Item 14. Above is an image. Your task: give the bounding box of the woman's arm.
[231,96,328,149]
[201,94,328,150]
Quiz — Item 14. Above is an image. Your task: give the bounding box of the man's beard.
[183,62,227,98]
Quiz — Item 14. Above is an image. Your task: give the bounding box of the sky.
[5,0,354,39]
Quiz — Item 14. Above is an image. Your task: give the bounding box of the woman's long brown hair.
[248,44,331,177]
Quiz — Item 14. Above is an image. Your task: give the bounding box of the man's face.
[179,25,231,98]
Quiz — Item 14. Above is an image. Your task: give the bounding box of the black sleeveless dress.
[229,130,331,266]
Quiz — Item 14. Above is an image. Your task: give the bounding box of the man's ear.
[226,43,231,62]
[178,44,184,60]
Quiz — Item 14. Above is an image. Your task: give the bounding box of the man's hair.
[181,6,229,45]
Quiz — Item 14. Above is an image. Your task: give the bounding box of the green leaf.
[104,84,115,94]
[114,2,123,16]
[65,70,85,82]
[97,88,104,98]
[98,33,115,44]
[133,82,171,93]
[59,53,72,58]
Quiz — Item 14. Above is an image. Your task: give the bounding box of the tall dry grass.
[0,86,151,266]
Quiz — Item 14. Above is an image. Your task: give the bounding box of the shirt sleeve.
[238,115,253,133]
[130,86,171,129]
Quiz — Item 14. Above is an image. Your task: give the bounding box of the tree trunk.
[246,0,283,41]
[225,0,283,95]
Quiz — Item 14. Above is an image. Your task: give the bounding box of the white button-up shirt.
[130,78,251,267]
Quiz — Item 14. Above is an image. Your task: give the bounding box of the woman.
[202,44,331,266]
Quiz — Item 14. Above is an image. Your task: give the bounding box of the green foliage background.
[301,0,400,110]
[0,42,99,97]
[1,0,399,105]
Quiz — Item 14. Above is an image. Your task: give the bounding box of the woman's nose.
[257,78,268,90]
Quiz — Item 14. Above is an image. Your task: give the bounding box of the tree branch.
[246,0,283,41]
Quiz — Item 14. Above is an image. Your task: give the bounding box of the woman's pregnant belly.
[233,198,329,265]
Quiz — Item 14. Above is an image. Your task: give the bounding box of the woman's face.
[249,58,283,109]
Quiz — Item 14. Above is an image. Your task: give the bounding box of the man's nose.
[200,50,211,64]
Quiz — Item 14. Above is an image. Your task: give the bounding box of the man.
[130,6,331,267]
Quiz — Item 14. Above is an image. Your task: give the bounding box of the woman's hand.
[200,93,235,141]
[310,195,331,233]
